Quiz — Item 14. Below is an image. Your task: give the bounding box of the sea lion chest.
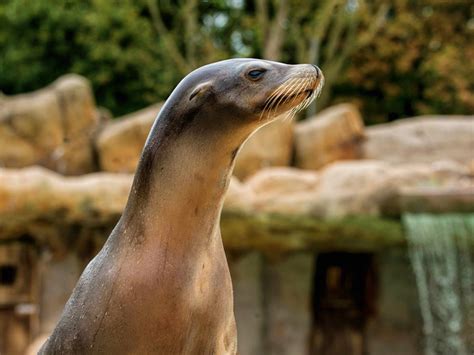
[41,229,236,354]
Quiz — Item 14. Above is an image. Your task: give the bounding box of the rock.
[0,161,471,252]
[294,104,365,170]
[0,75,99,175]
[245,167,319,215]
[313,160,471,218]
[246,167,319,197]
[95,103,163,173]
[311,161,396,217]
[234,117,294,180]
[399,186,474,214]
[249,161,391,217]
[248,160,471,218]
[25,334,49,355]
[0,166,133,238]
[223,176,255,212]
[362,116,474,164]
[0,166,406,252]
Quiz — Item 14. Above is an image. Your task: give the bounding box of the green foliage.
[333,0,474,124]
[0,0,84,93]
[0,0,166,115]
[1,0,472,122]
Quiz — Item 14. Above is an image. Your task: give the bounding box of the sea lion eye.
[247,69,266,80]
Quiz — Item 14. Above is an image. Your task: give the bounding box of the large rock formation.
[0,75,100,175]
[1,162,472,251]
[3,75,473,355]
[0,166,249,241]
[362,116,474,164]
[0,166,132,239]
[248,161,472,218]
[245,167,320,215]
[294,104,365,170]
[95,103,163,173]
[233,117,294,180]
[223,176,255,212]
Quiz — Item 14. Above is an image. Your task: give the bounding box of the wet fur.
[40,59,323,354]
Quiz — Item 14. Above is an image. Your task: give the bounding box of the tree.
[146,0,388,116]
[0,0,166,115]
[1,0,472,122]
[333,0,474,123]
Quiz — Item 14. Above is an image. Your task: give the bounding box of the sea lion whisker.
[272,78,303,117]
[287,79,312,118]
[301,92,315,111]
[266,76,315,121]
[273,77,300,102]
[283,106,298,122]
[260,79,293,120]
[264,88,282,109]
[297,92,313,113]
[295,97,304,112]
[290,78,309,104]
[281,78,307,115]
[288,76,315,107]
[260,87,282,120]
[298,88,312,111]
[265,77,295,105]
[297,77,318,112]
[269,80,297,118]
[282,91,302,121]
[315,75,325,97]
[262,79,296,120]
[293,77,322,114]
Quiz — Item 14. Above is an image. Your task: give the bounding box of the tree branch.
[263,0,289,60]
[256,0,269,54]
[182,0,199,69]
[147,0,191,75]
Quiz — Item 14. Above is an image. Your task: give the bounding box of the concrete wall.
[1,244,426,355]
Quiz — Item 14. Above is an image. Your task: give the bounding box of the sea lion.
[40,58,323,354]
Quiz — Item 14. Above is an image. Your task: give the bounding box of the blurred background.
[0,0,473,354]
[2,0,473,121]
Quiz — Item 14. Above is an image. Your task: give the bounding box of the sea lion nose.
[312,64,322,78]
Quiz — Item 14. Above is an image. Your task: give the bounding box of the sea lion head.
[166,58,324,132]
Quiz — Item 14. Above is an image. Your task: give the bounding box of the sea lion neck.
[115,58,323,246]
[119,104,250,246]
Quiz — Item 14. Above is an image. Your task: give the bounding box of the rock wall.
[362,116,474,165]
[294,104,365,170]
[1,74,473,355]
[0,75,100,175]
[1,162,472,253]
[2,74,471,180]
[234,118,295,180]
[95,103,163,173]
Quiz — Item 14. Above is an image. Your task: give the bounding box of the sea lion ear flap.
[189,81,213,101]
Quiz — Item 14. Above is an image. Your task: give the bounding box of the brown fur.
[40,59,323,354]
